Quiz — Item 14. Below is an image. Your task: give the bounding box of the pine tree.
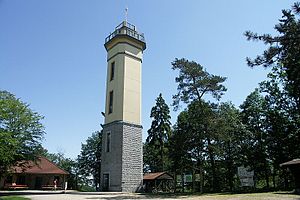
[171,58,227,110]
[145,93,171,172]
[245,2,300,114]
[245,2,300,188]
[170,58,227,192]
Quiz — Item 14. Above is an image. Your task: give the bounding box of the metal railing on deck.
[105,21,145,43]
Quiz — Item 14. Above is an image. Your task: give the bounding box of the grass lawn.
[0,197,30,200]
[191,192,300,200]
[141,192,300,199]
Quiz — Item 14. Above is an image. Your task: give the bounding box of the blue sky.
[0,0,296,159]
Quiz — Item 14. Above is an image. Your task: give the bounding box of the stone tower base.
[100,121,143,192]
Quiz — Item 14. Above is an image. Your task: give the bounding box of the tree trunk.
[272,169,276,189]
[196,151,203,193]
[173,171,177,193]
[161,142,164,171]
[207,138,217,192]
[192,167,195,192]
[200,165,203,193]
[181,172,185,193]
[227,142,233,192]
[283,169,289,190]
[264,161,270,189]
[265,171,270,190]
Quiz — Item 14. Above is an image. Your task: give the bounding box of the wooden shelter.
[280,159,300,194]
[143,172,173,193]
[0,157,69,190]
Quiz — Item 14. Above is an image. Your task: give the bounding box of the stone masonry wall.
[121,122,143,192]
[100,121,143,192]
[100,121,123,191]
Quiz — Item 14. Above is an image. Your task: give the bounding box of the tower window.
[109,91,113,114]
[106,132,111,152]
[110,62,115,81]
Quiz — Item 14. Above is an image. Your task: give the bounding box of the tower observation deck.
[104,21,146,50]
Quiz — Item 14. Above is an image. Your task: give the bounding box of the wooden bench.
[6,184,29,190]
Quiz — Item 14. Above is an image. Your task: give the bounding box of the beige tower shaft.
[104,32,145,125]
[101,21,146,192]
[104,22,146,125]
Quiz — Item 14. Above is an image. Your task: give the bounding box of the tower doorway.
[103,174,109,191]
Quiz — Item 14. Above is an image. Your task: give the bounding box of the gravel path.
[2,191,300,200]
[25,193,144,200]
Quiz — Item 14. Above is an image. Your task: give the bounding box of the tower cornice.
[104,21,146,51]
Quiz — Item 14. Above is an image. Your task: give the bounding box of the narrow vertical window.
[106,132,111,152]
[109,91,113,114]
[110,62,115,81]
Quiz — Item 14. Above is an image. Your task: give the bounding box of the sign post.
[238,166,254,187]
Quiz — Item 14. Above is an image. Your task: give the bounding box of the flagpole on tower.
[125,7,128,23]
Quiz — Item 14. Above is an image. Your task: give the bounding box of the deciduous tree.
[77,131,102,191]
[43,151,77,189]
[0,90,45,176]
[240,89,271,188]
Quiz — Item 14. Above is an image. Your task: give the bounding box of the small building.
[280,159,300,194]
[143,172,174,193]
[0,157,69,190]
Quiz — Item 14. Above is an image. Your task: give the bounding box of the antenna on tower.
[125,7,128,23]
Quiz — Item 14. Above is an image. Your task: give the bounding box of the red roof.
[11,157,69,175]
[280,159,300,167]
[143,172,173,180]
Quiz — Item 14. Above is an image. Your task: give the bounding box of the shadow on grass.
[275,191,300,195]
[85,192,232,199]
[85,192,199,199]
[90,192,300,200]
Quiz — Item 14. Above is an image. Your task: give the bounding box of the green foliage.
[143,142,157,173]
[43,151,77,189]
[240,89,271,188]
[171,58,227,110]
[0,90,45,176]
[45,152,75,171]
[245,2,300,190]
[169,111,192,175]
[43,132,102,191]
[77,131,102,191]
[145,93,171,172]
[169,58,229,192]
[169,110,197,192]
[217,102,247,191]
[169,101,247,193]
[77,184,96,192]
[245,2,300,113]
[161,2,300,194]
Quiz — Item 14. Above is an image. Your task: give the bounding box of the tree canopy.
[77,131,102,191]
[0,90,45,176]
[171,58,227,110]
[145,93,171,172]
[245,2,300,112]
